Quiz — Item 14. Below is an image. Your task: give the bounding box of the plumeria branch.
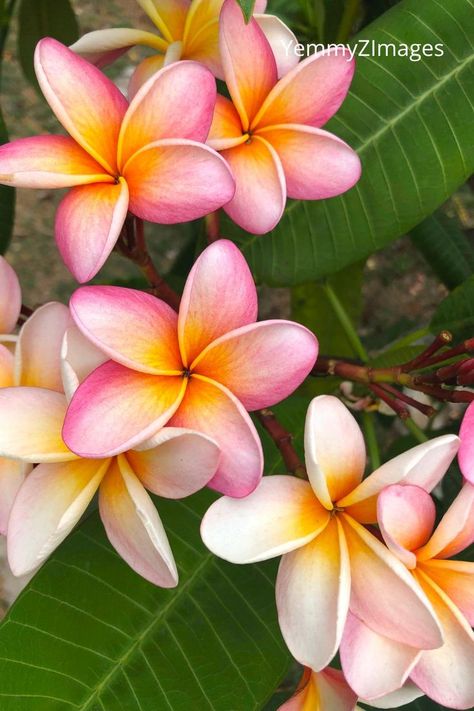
[256,409,307,478]
[204,211,221,244]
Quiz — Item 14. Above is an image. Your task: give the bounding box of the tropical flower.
[459,401,474,483]
[278,666,358,711]
[62,239,318,497]
[0,39,234,283]
[340,482,474,709]
[71,0,298,97]
[201,395,460,671]
[0,322,221,585]
[207,0,361,234]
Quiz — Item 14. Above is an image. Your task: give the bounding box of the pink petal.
[304,396,366,510]
[340,612,421,700]
[421,559,474,626]
[276,518,351,670]
[279,667,358,711]
[417,482,474,561]
[363,684,424,709]
[55,178,129,283]
[221,135,286,234]
[0,344,14,387]
[61,326,108,400]
[0,135,112,189]
[70,286,182,373]
[377,484,436,569]
[201,475,330,563]
[253,47,355,130]
[219,0,277,129]
[124,139,235,224]
[118,60,217,168]
[63,362,187,458]
[0,387,72,463]
[260,124,361,199]
[255,15,299,78]
[178,239,258,366]
[207,94,247,151]
[16,302,72,391]
[341,514,443,650]
[34,39,128,174]
[0,458,31,536]
[7,457,107,575]
[99,456,178,587]
[129,55,165,99]
[459,401,474,484]
[70,28,167,67]
[192,320,318,410]
[169,375,263,497]
[0,257,21,333]
[126,427,220,498]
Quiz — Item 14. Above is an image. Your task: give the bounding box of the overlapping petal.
[421,560,474,625]
[254,15,299,78]
[99,456,178,587]
[276,518,351,670]
[129,55,166,99]
[459,401,474,484]
[0,257,21,334]
[137,0,189,42]
[169,375,262,497]
[417,483,474,561]
[0,345,14,388]
[7,457,108,575]
[207,95,247,151]
[201,476,329,563]
[61,326,108,400]
[0,458,31,536]
[182,0,222,76]
[55,178,129,283]
[192,320,318,410]
[124,140,235,225]
[279,667,358,711]
[178,239,257,366]
[63,362,187,457]
[363,683,424,709]
[70,28,167,67]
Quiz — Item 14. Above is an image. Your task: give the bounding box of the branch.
[257,409,307,478]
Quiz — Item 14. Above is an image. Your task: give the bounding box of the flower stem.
[336,0,361,43]
[404,418,429,443]
[362,411,380,470]
[257,409,307,479]
[323,281,368,362]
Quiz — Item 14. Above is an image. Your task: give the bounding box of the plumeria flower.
[341,482,474,709]
[62,239,318,498]
[0,322,221,585]
[0,39,234,283]
[201,395,460,672]
[279,666,358,711]
[207,0,361,234]
[459,401,474,483]
[71,0,298,97]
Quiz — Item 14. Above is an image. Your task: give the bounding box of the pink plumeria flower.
[207,0,361,234]
[459,401,474,483]
[62,240,318,497]
[71,0,298,97]
[201,395,460,672]
[279,666,358,711]
[0,39,234,283]
[341,482,474,710]
[0,323,221,585]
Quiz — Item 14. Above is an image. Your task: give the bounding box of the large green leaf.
[430,274,474,339]
[227,0,474,286]
[0,491,290,710]
[0,106,14,253]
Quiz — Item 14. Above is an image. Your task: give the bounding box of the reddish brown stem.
[401,331,452,371]
[369,384,410,419]
[412,339,474,370]
[257,409,307,478]
[379,383,436,417]
[205,211,221,244]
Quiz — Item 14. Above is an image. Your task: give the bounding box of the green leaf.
[430,274,474,339]
[236,0,256,22]
[0,491,290,709]
[18,0,79,85]
[411,211,474,290]
[226,0,474,286]
[0,106,14,253]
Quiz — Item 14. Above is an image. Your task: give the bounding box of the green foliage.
[18,0,78,85]
[430,274,474,339]
[0,491,290,710]
[225,0,474,286]
[0,107,14,253]
[236,0,257,21]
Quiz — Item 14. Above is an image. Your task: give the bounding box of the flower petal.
[34,39,128,174]
[305,396,366,510]
[63,362,187,458]
[0,135,112,189]
[219,0,277,129]
[124,139,235,225]
[276,517,351,670]
[70,286,182,374]
[99,455,178,587]
[126,427,220,498]
[339,434,460,523]
[0,344,14,387]
[169,375,263,497]
[178,239,257,367]
[411,570,474,709]
[0,387,72,462]
[16,302,72,391]
[201,475,329,563]
[129,55,165,99]
[377,484,436,569]
[70,28,167,67]
[182,0,222,77]
[137,0,189,42]
[259,124,361,199]
[221,135,286,234]
[192,320,318,410]
[280,667,358,711]
[7,457,107,575]
[420,559,474,626]
[362,684,424,709]
[252,47,355,130]
[255,15,299,78]
[459,401,474,484]
[207,94,246,151]
[0,257,21,334]
[55,178,129,283]
[417,482,474,561]
[340,613,421,700]
[118,61,216,168]
[61,326,108,401]
[341,514,443,650]
[0,458,31,536]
